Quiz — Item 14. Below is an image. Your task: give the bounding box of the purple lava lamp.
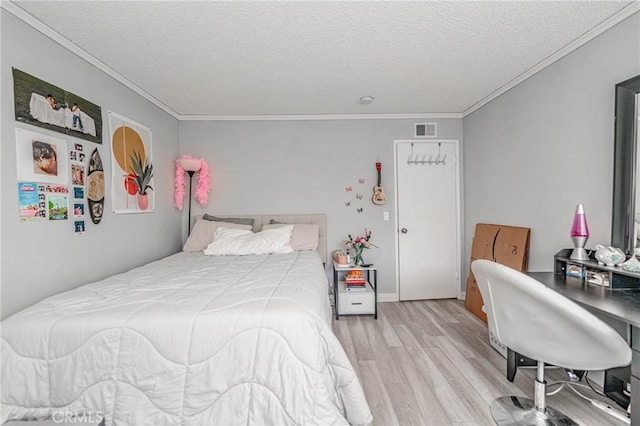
[570,204,590,261]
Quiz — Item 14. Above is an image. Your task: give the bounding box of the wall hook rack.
[407,142,447,165]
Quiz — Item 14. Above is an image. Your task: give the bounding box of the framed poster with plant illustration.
[108,111,154,213]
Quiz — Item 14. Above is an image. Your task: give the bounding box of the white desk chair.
[471,259,632,425]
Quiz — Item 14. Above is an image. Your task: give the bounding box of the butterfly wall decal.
[345,186,352,192]
[357,207,363,213]
[345,201,351,207]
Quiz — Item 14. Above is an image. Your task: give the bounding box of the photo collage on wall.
[16,128,88,235]
[70,142,86,235]
[13,69,153,230]
[18,182,72,222]
[13,68,104,234]
[16,128,69,222]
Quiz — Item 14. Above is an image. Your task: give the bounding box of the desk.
[527,272,640,327]
[528,272,640,424]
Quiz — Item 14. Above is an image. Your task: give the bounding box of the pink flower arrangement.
[174,155,211,209]
[345,229,377,265]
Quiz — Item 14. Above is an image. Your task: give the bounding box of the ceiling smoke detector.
[359,96,374,105]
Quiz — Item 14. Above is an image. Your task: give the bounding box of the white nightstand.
[333,262,377,319]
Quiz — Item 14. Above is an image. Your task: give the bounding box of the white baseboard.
[378,292,466,302]
[377,293,399,302]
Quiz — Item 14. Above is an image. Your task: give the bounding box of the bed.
[1,214,372,425]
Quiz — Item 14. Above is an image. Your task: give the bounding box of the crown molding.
[1,1,180,120]
[177,112,464,121]
[463,3,640,117]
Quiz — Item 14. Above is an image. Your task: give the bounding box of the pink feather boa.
[174,155,211,209]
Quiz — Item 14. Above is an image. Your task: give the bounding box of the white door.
[396,140,460,300]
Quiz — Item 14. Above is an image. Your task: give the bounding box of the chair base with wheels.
[471,259,632,426]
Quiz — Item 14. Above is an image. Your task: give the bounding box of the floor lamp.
[179,158,202,235]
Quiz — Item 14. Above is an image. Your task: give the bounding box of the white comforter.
[1,251,372,425]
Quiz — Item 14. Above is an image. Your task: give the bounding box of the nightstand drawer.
[339,291,375,315]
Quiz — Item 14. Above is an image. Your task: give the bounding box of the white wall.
[463,13,640,274]
[1,10,182,318]
[179,119,463,296]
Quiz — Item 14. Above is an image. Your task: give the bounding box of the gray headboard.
[193,214,327,263]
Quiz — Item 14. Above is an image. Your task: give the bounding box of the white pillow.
[262,223,320,251]
[260,225,295,253]
[183,219,252,252]
[204,225,294,256]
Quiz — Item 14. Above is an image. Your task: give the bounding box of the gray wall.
[463,13,640,274]
[4,7,636,314]
[179,119,463,295]
[1,10,182,318]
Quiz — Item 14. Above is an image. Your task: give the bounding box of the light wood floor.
[332,299,629,426]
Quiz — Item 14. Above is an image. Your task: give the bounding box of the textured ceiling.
[9,1,637,117]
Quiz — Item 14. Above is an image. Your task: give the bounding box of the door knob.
[401,228,408,234]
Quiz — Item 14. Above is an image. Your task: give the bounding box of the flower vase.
[354,247,364,266]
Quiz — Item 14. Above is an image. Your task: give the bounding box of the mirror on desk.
[612,74,640,256]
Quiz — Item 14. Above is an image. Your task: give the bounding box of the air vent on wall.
[415,122,437,138]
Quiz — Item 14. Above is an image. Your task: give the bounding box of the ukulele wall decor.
[372,161,387,205]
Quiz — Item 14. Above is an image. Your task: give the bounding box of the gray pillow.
[203,213,255,227]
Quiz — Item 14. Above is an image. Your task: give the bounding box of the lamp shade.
[570,204,589,237]
[179,158,201,172]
